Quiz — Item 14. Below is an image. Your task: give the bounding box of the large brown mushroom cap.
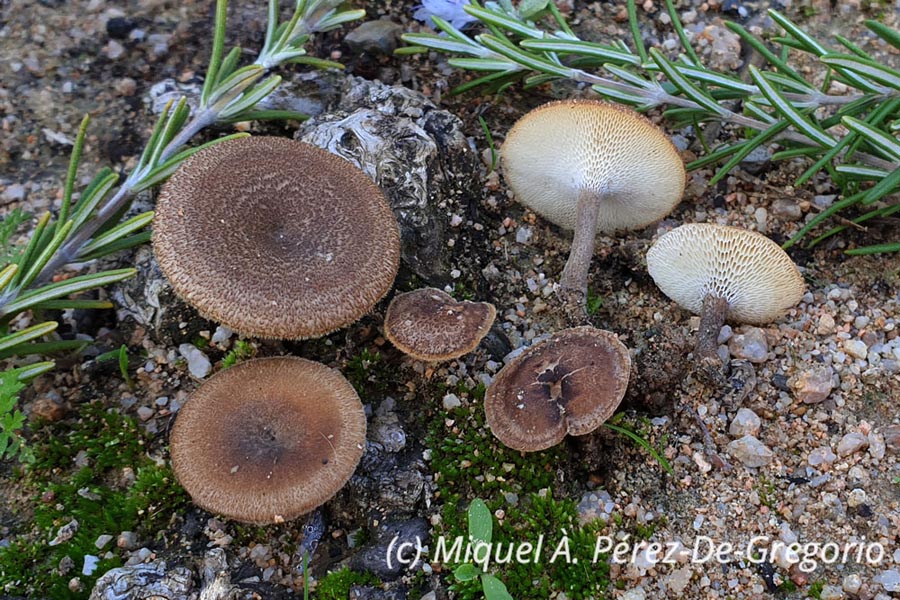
[384,288,496,361]
[170,356,366,524]
[501,99,685,234]
[153,136,401,340]
[646,223,805,324]
[484,327,631,452]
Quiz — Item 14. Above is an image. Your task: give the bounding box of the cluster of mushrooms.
[153,99,805,526]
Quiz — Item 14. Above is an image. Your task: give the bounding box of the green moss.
[345,348,395,400]
[443,493,610,600]
[779,579,798,593]
[0,403,189,598]
[427,402,609,598]
[808,579,825,599]
[221,339,256,369]
[314,567,380,599]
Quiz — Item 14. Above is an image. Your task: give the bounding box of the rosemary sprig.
[401,1,900,253]
[0,0,361,462]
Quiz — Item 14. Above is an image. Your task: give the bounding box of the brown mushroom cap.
[484,327,631,452]
[501,99,685,234]
[384,288,496,361]
[646,223,805,324]
[153,136,401,340]
[169,356,366,524]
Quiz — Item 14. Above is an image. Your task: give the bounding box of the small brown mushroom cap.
[384,288,496,361]
[170,356,366,524]
[153,136,400,340]
[484,327,631,452]
[646,223,805,324]
[501,99,686,234]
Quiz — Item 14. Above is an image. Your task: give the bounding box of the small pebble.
[843,573,862,594]
[791,365,834,404]
[726,435,773,468]
[728,327,768,363]
[82,555,99,576]
[844,339,868,360]
[817,313,836,335]
[178,344,211,379]
[874,570,900,592]
[442,393,461,410]
[729,408,760,438]
[837,432,868,457]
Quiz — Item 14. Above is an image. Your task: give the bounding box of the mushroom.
[153,136,400,340]
[169,356,366,524]
[646,223,805,378]
[501,99,685,306]
[383,287,496,362]
[484,326,631,452]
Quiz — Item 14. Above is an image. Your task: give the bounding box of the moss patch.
[0,402,188,598]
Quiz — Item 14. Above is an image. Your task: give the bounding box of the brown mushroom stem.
[696,294,729,381]
[559,188,603,302]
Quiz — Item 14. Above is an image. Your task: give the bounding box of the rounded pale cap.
[153,136,400,340]
[170,356,367,524]
[484,327,631,452]
[501,99,685,233]
[384,288,496,361]
[646,223,805,324]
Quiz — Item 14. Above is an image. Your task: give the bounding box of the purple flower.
[413,0,477,30]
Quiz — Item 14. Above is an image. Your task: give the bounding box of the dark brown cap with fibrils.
[484,327,631,452]
[384,288,496,361]
[153,136,400,339]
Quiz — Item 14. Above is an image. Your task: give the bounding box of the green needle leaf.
[0,321,58,353]
[0,269,136,317]
[748,65,836,149]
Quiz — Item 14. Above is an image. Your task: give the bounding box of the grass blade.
[625,0,648,63]
[846,242,900,255]
[604,422,673,475]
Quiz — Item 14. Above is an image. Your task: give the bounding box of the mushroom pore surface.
[485,327,631,452]
[170,356,366,524]
[646,223,805,324]
[153,136,400,339]
[501,99,685,234]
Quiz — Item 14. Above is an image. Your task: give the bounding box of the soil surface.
[1,1,900,599]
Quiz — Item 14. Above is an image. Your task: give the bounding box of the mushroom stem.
[696,294,729,380]
[559,188,603,301]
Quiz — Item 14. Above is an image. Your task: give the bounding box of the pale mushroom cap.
[170,357,366,524]
[153,136,401,340]
[484,327,631,452]
[501,99,685,234]
[646,223,805,324]
[384,288,496,362]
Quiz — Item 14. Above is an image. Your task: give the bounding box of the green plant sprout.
[453,499,515,600]
[400,0,900,253]
[95,344,133,390]
[604,414,673,476]
[0,367,35,463]
[0,0,362,462]
[478,115,499,172]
